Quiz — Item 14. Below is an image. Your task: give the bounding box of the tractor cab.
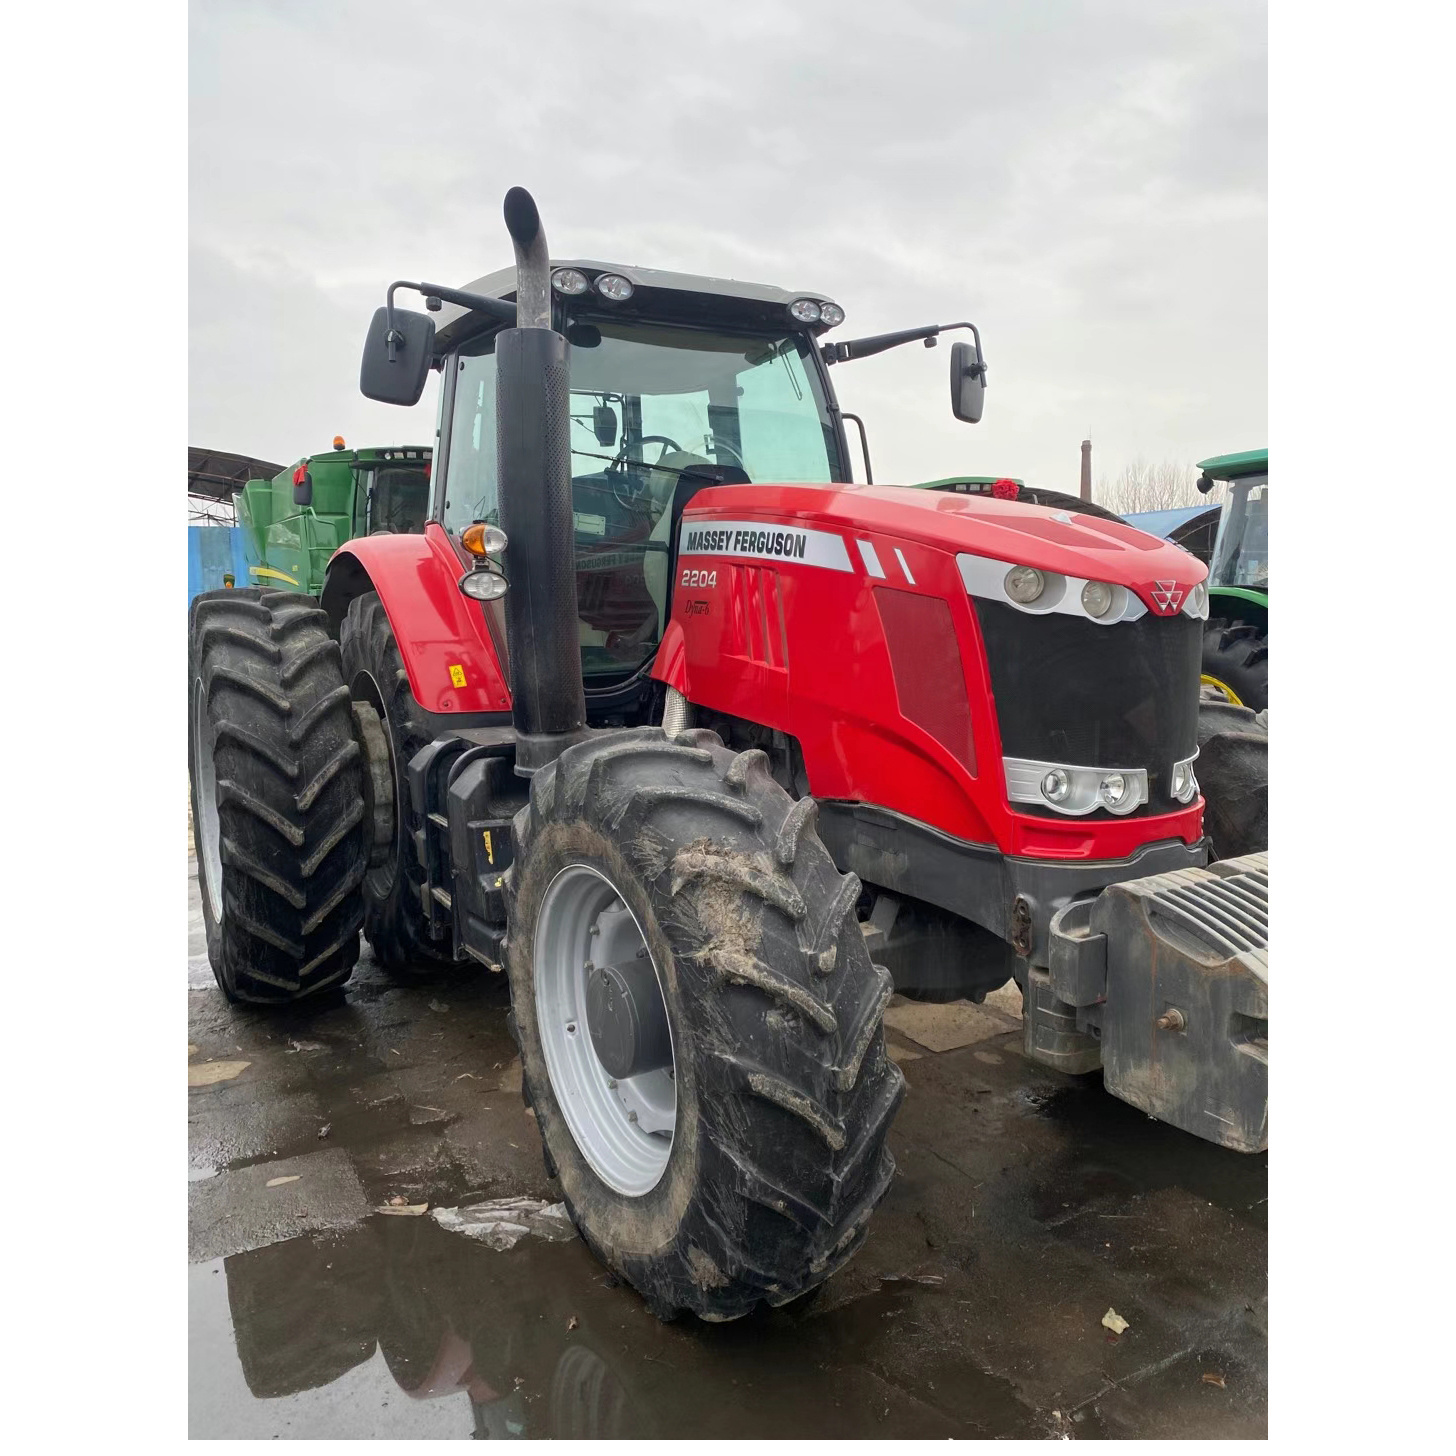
[1198,448,1268,594]
[1194,448,1268,708]
[425,262,984,698]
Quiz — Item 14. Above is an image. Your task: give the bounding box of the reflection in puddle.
[190,1216,1035,1439]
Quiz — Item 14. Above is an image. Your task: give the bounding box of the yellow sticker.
[448,664,467,688]
[483,829,494,864]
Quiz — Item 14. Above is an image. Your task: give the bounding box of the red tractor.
[189,189,1267,1322]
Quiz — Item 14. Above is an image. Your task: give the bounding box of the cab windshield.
[440,320,840,680]
[1208,477,1268,591]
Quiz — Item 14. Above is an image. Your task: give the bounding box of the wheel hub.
[584,958,673,1081]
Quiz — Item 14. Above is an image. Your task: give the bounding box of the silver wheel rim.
[351,667,398,897]
[192,678,223,923]
[534,864,676,1196]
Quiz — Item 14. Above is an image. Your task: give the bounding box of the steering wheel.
[708,437,748,472]
[608,435,683,508]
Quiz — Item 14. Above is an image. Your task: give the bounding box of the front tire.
[505,727,904,1322]
[339,592,452,973]
[1200,618,1268,711]
[1196,700,1268,859]
[188,588,366,1003]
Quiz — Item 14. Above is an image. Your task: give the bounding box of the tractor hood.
[684,483,1205,612]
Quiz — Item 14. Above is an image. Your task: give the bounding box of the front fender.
[321,524,511,714]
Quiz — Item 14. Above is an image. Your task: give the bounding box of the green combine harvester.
[234,438,432,595]
[1192,448,1267,710]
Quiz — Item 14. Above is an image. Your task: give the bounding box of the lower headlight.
[459,569,508,601]
[1041,768,1071,803]
[1100,772,1130,809]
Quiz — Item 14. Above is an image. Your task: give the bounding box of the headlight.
[1183,581,1208,618]
[1099,772,1130,810]
[1170,753,1199,803]
[789,298,822,323]
[1081,580,1114,618]
[1005,564,1046,604]
[1041,768,1071,804]
[819,302,845,327]
[459,569,508,601]
[594,273,634,301]
[550,268,589,296]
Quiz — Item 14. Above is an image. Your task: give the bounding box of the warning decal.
[448,664,467,687]
[678,519,852,572]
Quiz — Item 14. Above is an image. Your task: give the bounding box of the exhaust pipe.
[495,187,589,774]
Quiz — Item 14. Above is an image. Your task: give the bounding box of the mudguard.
[321,523,511,715]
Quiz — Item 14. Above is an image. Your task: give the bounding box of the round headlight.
[459,569,509,602]
[789,298,822,324]
[1005,565,1046,604]
[1186,581,1207,616]
[1041,768,1071,804]
[594,273,634,301]
[1081,580,1114,619]
[819,302,845,328]
[1099,772,1130,809]
[550,268,590,296]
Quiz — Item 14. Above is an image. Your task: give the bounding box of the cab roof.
[1196,448,1268,480]
[433,260,838,350]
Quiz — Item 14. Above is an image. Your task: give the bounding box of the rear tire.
[188,588,366,1003]
[1196,700,1268,859]
[339,592,453,973]
[505,726,904,1322]
[1200,617,1268,711]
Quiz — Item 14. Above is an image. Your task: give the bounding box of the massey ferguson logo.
[1149,580,1184,614]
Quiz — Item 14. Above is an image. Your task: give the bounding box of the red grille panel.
[873,587,976,774]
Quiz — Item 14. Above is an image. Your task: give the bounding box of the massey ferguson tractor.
[188,188,1268,1322]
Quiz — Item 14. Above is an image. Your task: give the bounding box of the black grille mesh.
[973,601,1201,814]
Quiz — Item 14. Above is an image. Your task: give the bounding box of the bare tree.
[1095,457,1222,516]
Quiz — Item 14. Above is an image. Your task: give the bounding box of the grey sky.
[190,0,1266,492]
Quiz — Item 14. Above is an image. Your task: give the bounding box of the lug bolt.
[608,1079,618,1090]
[584,961,594,973]
[627,1111,638,1124]
[1156,1008,1187,1032]
[566,1022,577,1035]
[590,924,600,936]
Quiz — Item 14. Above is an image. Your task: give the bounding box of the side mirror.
[593,404,618,447]
[360,306,436,406]
[950,340,986,424]
[291,463,313,507]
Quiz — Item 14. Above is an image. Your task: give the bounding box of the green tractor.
[234,438,433,595]
[1192,448,1267,710]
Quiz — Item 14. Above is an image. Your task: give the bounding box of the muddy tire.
[1201,617,1268,711]
[1196,700,1268,859]
[339,592,452,972]
[188,588,366,1003]
[505,727,904,1322]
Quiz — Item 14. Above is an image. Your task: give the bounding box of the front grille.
[972,601,1201,815]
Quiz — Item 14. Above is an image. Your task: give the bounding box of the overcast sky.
[190,0,1266,493]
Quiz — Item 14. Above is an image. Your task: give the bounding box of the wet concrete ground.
[189,850,1267,1439]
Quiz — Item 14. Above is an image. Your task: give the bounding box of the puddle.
[189,1165,218,1183]
[189,1218,1039,1439]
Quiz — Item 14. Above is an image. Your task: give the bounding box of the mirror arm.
[824,320,984,368]
[384,280,516,358]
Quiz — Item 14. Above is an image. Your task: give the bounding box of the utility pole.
[1080,439,1092,501]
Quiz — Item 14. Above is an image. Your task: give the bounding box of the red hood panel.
[683,482,1205,610]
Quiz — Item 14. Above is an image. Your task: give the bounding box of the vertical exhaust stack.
[495,187,589,774]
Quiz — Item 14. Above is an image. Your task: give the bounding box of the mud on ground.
[188,852,1266,1439]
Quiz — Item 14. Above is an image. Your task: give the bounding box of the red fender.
[321,523,511,714]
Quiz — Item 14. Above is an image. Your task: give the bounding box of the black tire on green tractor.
[339,591,455,973]
[1200,618,1268,712]
[1196,700,1268,860]
[188,588,367,1003]
[505,726,904,1322]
